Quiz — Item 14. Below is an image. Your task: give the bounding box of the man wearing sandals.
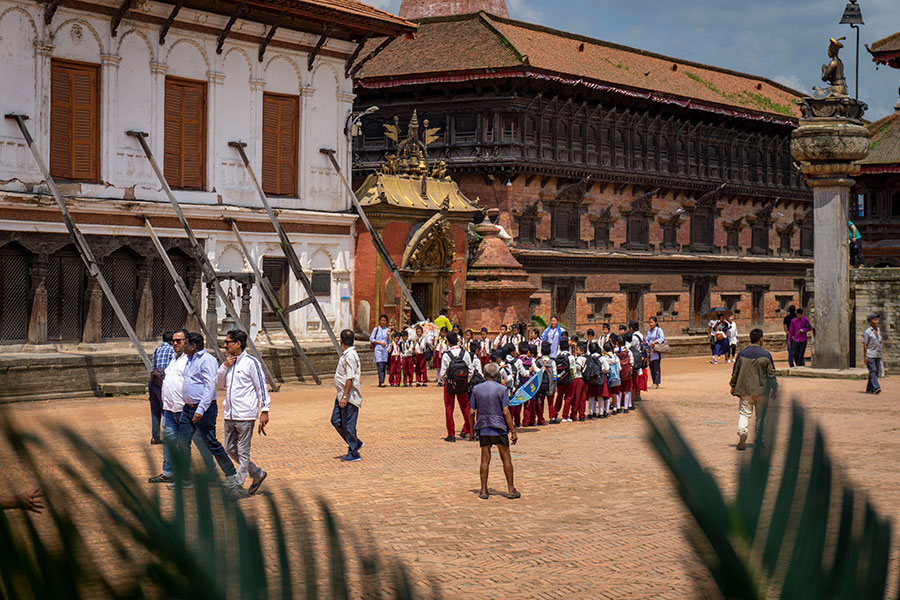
[217,329,270,495]
[468,363,520,500]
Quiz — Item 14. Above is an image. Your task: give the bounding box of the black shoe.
[624,408,629,414]
[148,473,172,484]
[150,438,163,445]
[579,417,585,422]
[459,432,469,439]
[444,435,456,442]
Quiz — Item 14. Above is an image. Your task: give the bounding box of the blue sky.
[373,0,899,120]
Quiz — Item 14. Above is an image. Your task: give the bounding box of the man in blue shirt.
[172,332,237,490]
[369,314,390,387]
[540,315,567,358]
[468,363,519,500]
[149,331,176,444]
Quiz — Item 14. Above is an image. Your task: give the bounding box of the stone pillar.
[791,96,869,369]
[206,281,218,336]
[26,254,48,345]
[239,281,252,330]
[82,277,103,344]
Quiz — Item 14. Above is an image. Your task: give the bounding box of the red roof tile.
[244,0,416,36]
[355,13,803,121]
[858,110,900,167]
[867,31,900,69]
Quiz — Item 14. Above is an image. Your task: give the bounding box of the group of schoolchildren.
[383,320,654,441]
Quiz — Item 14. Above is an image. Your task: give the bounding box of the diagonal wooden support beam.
[306,22,335,71]
[344,31,372,77]
[216,1,248,55]
[258,11,286,62]
[348,36,394,77]
[110,0,134,36]
[44,0,62,24]
[159,0,183,45]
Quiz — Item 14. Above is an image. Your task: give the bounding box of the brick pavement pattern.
[2,354,898,599]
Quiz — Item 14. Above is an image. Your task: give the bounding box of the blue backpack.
[607,359,621,387]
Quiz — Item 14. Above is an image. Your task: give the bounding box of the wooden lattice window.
[164,77,206,190]
[50,59,100,182]
[262,93,299,196]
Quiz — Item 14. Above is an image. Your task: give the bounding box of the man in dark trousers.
[468,362,519,500]
[729,328,777,451]
[332,329,364,462]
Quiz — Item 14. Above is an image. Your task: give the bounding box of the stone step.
[776,367,871,380]
[98,382,147,397]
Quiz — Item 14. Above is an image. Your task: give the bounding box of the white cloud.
[507,0,543,23]
[772,73,804,93]
[366,0,400,11]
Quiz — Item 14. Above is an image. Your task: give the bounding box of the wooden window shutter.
[164,78,206,190]
[262,93,299,196]
[50,60,100,181]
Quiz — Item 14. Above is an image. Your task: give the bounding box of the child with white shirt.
[388,331,402,387]
[413,324,431,387]
[400,329,414,387]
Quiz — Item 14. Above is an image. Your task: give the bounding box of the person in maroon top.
[788,309,814,367]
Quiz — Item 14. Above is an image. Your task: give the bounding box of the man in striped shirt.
[217,329,270,495]
[149,331,176,445]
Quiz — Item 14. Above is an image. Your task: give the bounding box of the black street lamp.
[839,0,864,99]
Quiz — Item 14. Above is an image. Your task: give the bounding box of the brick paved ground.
[3,352,898,598]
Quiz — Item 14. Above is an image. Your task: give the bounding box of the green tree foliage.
[0,412,438,599]
[644,396,897,599]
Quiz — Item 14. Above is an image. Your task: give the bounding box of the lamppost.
[839,0,864,99]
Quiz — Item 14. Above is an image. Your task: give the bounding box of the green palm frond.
[644,396,895,600]
[531,314,548,329]
[0,412,433,599]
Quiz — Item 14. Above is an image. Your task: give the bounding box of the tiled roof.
[867,31,900,68]
[858,111,900,167]
[244,0,416,36]
[355,12,802,121]
[870,31,900,54]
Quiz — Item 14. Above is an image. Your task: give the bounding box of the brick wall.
[851,268,899,373]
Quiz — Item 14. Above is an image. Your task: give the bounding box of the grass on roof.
[684,71,793,116]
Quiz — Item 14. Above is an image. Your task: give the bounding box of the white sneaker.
[562,418,573,422]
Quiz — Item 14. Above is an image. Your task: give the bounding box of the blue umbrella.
[510,370,542,406]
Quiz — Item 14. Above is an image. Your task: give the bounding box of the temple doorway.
[411,282,432,321]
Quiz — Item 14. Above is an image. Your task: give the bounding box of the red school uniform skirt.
[619,375,632,393]
[637,369,648,392]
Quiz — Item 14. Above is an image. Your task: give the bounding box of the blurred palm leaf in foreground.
[0,412,437,599]
[645,396,897,600]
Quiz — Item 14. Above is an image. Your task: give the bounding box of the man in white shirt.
[439,331,474,442]
[217,329,270,495]
[333,329,364,462]
[149,329,188,484]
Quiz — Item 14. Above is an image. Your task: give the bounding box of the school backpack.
[639,338,652,369]
[606,359,621,388]
[445,349,469,395]
[424,345,435,363]
[617,349,633,380]
[467,367,485,394]
[630,344,642,371]
[555,355,573,386]
[537,361,551,396]
[583,354,602,384]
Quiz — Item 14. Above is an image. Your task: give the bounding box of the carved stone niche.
[682,191,723,253]
[544,179,592,248]
[775,220,795,256]
[513,202,541,246]
[723,217,745,254]
[745,204,774,256]
[620,190,658,251]
[589,205,617,249]
[656,212,684,252]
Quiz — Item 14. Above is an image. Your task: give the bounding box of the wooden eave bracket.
[44,0,62,25]
[348,36,395,77]
[216,1,248,55]
[258,11,286,62]
[110,0,134,36]
[344,31,372,77]
[307,23,335,70]
[159,0,183,45]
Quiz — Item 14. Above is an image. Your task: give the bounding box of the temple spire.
[398,0,509,20]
